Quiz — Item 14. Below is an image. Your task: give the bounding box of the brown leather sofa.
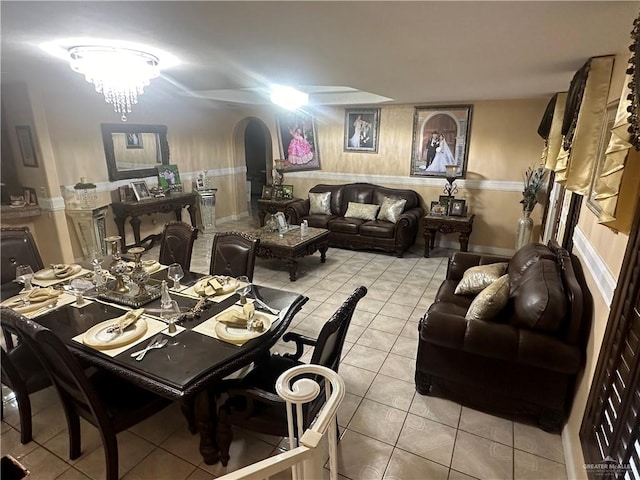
[415,241,591,431]
[287,183,424,257]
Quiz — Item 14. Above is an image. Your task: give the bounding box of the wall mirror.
[101,123,170,181]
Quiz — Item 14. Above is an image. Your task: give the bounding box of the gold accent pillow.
[309,192,332,215]
[344,202,380,221]
[377,196,407,223]
[454,262,508,295]
[465,274,510,321]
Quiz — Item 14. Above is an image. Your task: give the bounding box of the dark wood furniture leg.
[287,259,298,282]
[130,216,142,249]
[459,233,470,252]
[194,390,220,465]
[258,210,267,227]
[174,207,183,222]
[424,230,434,258]
[319,244,328,263]
[187,205,197,226]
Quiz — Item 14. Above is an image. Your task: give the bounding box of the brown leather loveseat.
[287,183,424,257]
[415,241,591,431]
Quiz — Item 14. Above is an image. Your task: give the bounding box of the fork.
[131,335,163,361]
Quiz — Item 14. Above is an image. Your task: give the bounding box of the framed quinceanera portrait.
[344,108,380,153]
[276,111,321,172]
[410,105,472,178]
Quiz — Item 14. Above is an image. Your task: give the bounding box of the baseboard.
[435,239,514,257]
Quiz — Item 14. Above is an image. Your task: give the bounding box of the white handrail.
[218,364,345,480]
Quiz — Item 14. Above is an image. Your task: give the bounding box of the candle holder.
[443,164,459,199]
[272,159,285,186]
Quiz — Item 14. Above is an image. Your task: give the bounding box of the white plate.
[34,264,82,280]
[214,308,271,344]
[125,260,161,274]
[1,289,62,313]
[194,276,239,296]
[82,318,148,350]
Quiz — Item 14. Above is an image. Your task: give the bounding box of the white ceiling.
[1,1,637,107]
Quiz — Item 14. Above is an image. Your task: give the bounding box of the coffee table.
[242,226,329,281]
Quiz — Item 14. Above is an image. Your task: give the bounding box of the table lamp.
[443,164,459,199]
[273,159,285,186]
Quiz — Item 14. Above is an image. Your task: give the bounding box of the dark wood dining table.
[21,267,308,464]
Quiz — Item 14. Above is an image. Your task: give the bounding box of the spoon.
[132,338,168,361]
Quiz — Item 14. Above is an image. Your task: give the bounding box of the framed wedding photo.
[16,126,38,167]
[344,108,380,153]
[410,105,472,178]
[131,180,151,201]
[449,199,466,216]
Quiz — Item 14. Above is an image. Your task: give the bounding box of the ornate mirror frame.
[101,123,170,181]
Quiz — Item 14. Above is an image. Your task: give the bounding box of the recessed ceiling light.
[269,85,308,110]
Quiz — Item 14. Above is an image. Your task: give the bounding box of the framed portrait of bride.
[344,108,380,153]
[409,105,472,178]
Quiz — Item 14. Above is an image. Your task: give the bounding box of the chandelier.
[69,46,160,121]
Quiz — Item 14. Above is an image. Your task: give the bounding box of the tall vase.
[515,210,534,250]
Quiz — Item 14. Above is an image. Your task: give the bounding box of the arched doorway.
[242,118,272,214]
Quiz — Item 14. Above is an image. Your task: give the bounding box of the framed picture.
[276,111,321,172]
[587,101,619,216]
[118,185,134,202]
[430,201,447,215]
[281,184,294,199]
[131,180,151,201]
[24,187,37,206]
[261,185,273,200]
[157,164,181,189]
[126,132,143,149]
[439,195,452,213]
[273,186,284,200]
[274,212,288,230]
[344,108,381,153]
[15,126,38,167]
[449,199,466,216]
[410,105,473,178]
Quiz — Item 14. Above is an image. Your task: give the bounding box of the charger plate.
[194,276,238,297]
[1,290,62,314]
[34,264,82,280]
[214,308,271,344]
[82,318,148,350]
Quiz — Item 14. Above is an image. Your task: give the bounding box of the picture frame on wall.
[276,111,321,172]
[343,108,381,153]
[410,105,472,178]
[15,126,38,167]
[131,180,151,201]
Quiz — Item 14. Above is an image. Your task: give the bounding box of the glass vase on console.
[128,247,150,297]
[105,236,129,293]
[515,210,534,250]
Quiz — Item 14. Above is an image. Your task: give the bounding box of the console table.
[110,193,197,253]
[422,214,475,258]
[256,198,301,226]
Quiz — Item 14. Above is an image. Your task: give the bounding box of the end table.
[422,214,475,258]
[257,198,300,226]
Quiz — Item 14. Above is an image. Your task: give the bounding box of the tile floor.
[1,213,568,480]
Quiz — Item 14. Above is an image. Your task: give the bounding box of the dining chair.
[0,227,44,301]
[215,285,367,466]
[158,221,198,270]
[1,308,171,480]
[209,231,260,281]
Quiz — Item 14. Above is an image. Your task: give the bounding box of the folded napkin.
[112,308,145,331]
[195,277,237,296]
[217,302,255,326]
[4,287,62,309]
[54,264,74,278]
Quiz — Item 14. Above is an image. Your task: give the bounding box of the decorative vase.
[105,236,129,293]
[515,210,534,250]
[128,246,150,297]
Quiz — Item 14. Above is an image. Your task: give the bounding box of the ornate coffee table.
[242,226,329,281]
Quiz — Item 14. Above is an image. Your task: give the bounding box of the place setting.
[31,263,92,287]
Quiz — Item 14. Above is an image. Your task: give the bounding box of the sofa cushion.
[309,185,344,215]
[344,202,379,221]
[309,192,332,215]
[455,262,508,295]
[341,185,375,214]
[508,243,556,288]
[510,258,567,333]
[434,280,474,309]
[305,214,337,229]
[359,221,395,239]
[327,217,364,234]
[377,196,407,223]
[465,275,510,321]
[372,186,419,211]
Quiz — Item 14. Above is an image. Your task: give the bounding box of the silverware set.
[130,335,168,361]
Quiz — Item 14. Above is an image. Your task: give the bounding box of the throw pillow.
[309,192,332,215]
[377,196,407,223]
[465,274,510,321]
[454,262,508,295]
[344,202,379,221]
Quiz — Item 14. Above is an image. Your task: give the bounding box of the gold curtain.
[594,69,640,234]
[541,92,567,170]
[555,56,615,191]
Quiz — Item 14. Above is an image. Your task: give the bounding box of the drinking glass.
[68,278,94,306]
[235,275,251,304]
[167,263,184,290]
[15,265,35,292]
[161,300,181,345]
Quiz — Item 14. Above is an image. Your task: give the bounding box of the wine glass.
[15,265,35,292]
[68,278,94,306]
[235,275,251,304]
[167,263,184,290]
[161,299,181,345]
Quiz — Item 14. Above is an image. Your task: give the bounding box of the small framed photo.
[126,132,143,149]
[261,185,273,200]
[157,164,181,190]
[274,212,288,230]
[344,108,381,153]
[430,201,446,216]
[281,184,294,199]
[24,187,37,206]
[439,195,452,213]
[273,186,284,200]
[131,180,151,201]
[449,199,466,216]
[15,126,38,167]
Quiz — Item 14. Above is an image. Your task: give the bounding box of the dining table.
[1,262,308,465]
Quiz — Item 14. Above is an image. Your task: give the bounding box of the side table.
[256,198,300,227]
[422,214,475,258]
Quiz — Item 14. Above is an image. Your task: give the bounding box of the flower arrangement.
[520,166,546,212]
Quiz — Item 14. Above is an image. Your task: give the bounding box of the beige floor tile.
[400,322,419,339]
[368,315,407,335]
[386,292,420,308]
[343,344,389,372]
[345,324,366,344]
[337,392,363,427]
[18,445,72,480]
[383,447,449,480]
[513,422,565,464]
[459,407,513,447]
[390,335,417,359]
[451,431,513,480]
[378,353,415,383]
[43,419,103,464]
[0,425,41,458]
[357,298,387,314]
[54,467,92,479]
[352,309,376,327]
[337,429,394,480]
[30,402,69,445]
[378,303,415,320]
[409,394,461,428]
[396,413,456,466]
[514,450,567,480]
[198,429,275,477]
[122,448,196,480]
[186,467,217,480]
[160,424,203,466]
[356,329,399,352]
[338,364,377,397]
[2,419,13,434]
[448,469,481,480]
[348,399,407,445]
[127,404,185,445]
[365,374,416,411]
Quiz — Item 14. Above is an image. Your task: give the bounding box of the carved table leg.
[130,216,142,250]
[174,207,183,222]
[430,229,436,249]
[194,390,220,465]
[258,210,267,227]
[424,230,433,258]
[319,244,328,263]
[187,204,197,227]
[287,259,298,281]
[459,232,470,252]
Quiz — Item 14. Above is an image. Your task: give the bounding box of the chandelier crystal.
[69,46,160,121]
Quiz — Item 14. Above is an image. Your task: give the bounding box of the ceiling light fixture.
[270,85,308,110]
[68,46,160,121]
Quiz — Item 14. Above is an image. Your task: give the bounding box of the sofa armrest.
[286,199,310,224]
[446,252,511,281]
[395,207,423,235]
